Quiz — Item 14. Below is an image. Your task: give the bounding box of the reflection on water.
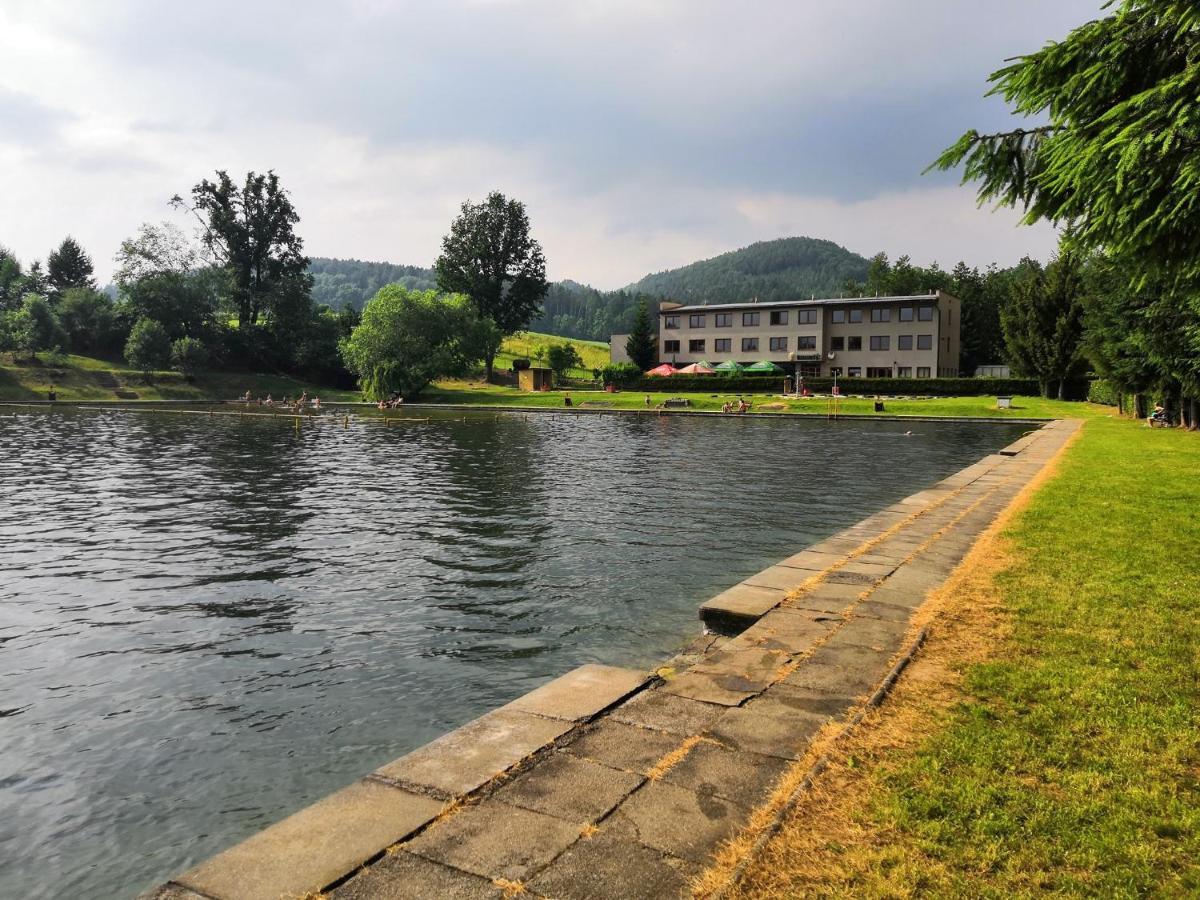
[0,407,1028,897]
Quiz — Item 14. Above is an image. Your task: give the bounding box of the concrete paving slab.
[775,548,843,572]
[778,642,896,698]
[836,616,908,655]
[375,708,572,798]
[691,645,791,684]
[406,800,581,882]
[854,599,914,622]
[839,560,897,578]
[699,583,785,632]
[527,826,699,900]
[658,669,762,706]
[177,780,444,900]
[504,664,650,723]
[564,719,683,774]
[704,703,827,759]
[606,780,749,864]
[744,564,820,592]
[609,690,726,735]
[750,684,857,720]
[788,581,864,612]
[725,608,834,655]
[825,569,881,586]
[329,850,502,899]
[135,887,209,900]
[661,741,790,806]
[491,752,643,822]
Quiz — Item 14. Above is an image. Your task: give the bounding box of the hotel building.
[656,290,961,378]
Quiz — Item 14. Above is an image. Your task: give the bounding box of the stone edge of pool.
[1,398,1053,426]
[135,419,1081,900]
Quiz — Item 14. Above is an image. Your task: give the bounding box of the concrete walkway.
[141,420,1080,900]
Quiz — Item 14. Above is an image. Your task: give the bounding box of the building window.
[664,315,679,329]
[847,367,862,377]
[769,310,788,326]
[741,337,759,352]
[743,311,760,326]
[689,339,705,353]
[830,367,843,377]
[869,335,890,351]
[899,307,914,322]
[870,308,890,323]
[714,313,732,327]
[917,366,931,378]
[898,334,913,351]
[663,340,680,353]
[829,336,845,351]
[849,309,863,323]
[897,366,913,377]
[917,334,933,350]
[689,314,705,328]
[797,335,816,350]
[831,309,846,324]
[714,338,731,352]
[769,336,787,351]
[848,336,862,351]
[918,306,934,321]
[797,309,818,324]
[866,367,893,378]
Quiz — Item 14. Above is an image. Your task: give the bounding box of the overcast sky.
[1,1,1103,288]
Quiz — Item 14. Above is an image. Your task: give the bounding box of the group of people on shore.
[721,398,753,414]
[240,390,321,411]
[377,395,405,410]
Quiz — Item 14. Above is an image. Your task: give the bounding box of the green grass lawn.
[0,353,360,403]
[420,380,1111,419]
[494,331,610,379]
[735,417,1200,896]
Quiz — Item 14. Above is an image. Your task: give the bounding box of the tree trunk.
[1190,397,1198,430]
[1039,379,1049,399]
[1134,393,1146,419]
[1056,378,1066,401]
[1117,391,1125,416]
[484,351,495,384]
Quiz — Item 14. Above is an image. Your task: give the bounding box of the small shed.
[518,366,555,392]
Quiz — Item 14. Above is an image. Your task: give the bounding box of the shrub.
[124,317,171,376]
[546,342,583,379]
[601,362,642,386]
[170,336,209,378]
[630,375,1091,398]
[1087,378,1120,406]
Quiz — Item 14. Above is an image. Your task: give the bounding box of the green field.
[494,331,610,378]
[731,417,1200,896]
[0,353,359,403]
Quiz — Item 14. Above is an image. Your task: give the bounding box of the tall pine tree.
[624,300,657,370]
[47,237,96,296]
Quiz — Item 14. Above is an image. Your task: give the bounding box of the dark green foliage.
[339,285,487,399]
[626,237,869,304]
[435,191,548,378]
[46,237,96,295]
[4,294,65,358]
[173,170,311,329]
[1087,379,1120,406]
[624,300,657,370]
[124,317,171,375]
[1000,253,1086,399]
[309,258,437,310]
[57,287,119,355]
[546,342,583,379]
[933,0,1200,409]
[169,336,208,377]
[121,270,222,342]
[600,362,643,386]
[528,283,655,342]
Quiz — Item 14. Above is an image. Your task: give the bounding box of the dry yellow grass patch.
[691,431,1078,899]
[493,876,527,896]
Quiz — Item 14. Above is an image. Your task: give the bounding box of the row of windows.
[665,333,937,354]
[830,334,934,352]
[664,306,935,329]
[664,335,820,354]
[831,367,933,378]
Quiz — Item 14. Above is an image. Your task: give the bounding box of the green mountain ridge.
[308,236,872,341]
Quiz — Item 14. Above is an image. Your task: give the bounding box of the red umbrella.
[645,364,679,376]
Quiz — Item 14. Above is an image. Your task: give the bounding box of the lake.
[0,406,1028,897]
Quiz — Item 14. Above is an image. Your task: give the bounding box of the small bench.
[662,398,690,409]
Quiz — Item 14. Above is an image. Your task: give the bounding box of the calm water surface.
[0,407,1028,897]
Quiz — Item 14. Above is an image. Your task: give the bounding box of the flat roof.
[661,292,945,314]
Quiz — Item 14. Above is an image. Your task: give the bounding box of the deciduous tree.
[434,191,548,380]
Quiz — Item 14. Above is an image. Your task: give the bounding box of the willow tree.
[933,0,1200,422]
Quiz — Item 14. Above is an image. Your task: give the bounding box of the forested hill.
[308,237,873,342]
[309,258,437,310]
[623,237,870,304]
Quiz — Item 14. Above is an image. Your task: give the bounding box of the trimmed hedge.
[631,375,1091,398]
[1087,378,1120,406]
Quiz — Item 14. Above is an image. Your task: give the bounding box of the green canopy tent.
[745,360,784,373]
[714,360,744,373]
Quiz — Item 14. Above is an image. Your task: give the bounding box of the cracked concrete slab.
[503,664,650,723]
[527,826,699,900]
[660,741,790,806]
[490,752,643,822]
[609,690,726,735]
[329,851,501,899]
[605,780,750,864]
[563,719,682,774]
[704,703,828,759]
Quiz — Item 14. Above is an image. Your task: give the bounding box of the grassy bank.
[494,331,610,378]
[721,417,1200,896]
[420,381,1110,419]
[0,353,359,403]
